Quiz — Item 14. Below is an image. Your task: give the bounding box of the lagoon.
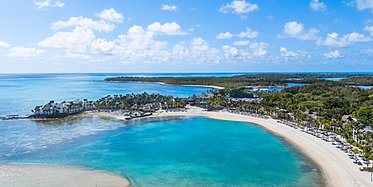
[2,117,323,187]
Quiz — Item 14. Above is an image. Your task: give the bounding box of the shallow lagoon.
[2,117,324,187]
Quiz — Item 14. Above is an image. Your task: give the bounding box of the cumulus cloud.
[38,8,126,59]
[323,50,343,59]
[351,0,373,12]
[96,25,171,63]
[38,27,96,54]
[317,32,371,47]
[34,0,64,8]
[364,25,373,35]
[96,8,124,23]
[282,21,319,40]
[222,45,239,59]
[147,22,186,35]
[280,47,310,61]
[219,0,259,15]
[233,40,251,46]
[9,47,44,58]
[310,0,326,11]
[170,38,221,64]
[238,27,259,38]
[51,17,115,33]
[0,40,11,48]
[91,38,116,55]
[161,4,177,11]
[216,27,258,39]
[220,42,269,62]
[51,9,123,33]
[216,32,233,39]
[247,42,269,57]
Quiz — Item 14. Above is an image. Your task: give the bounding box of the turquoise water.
[321,77,344,81]
[351,85,373,89]
[2,117,323,187]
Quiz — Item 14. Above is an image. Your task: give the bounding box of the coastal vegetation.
[199,82,373,160]
[94,92,187,111]
[105,73,373,88]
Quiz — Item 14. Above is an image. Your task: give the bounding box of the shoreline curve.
[85,106,373,187]
[107,80,225,89]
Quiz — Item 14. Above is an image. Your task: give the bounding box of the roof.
[342,115,353,121]
[42,104,51,111]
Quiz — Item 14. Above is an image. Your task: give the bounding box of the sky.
[0,0,373,73]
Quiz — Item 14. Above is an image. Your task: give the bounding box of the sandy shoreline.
[0,164,130,187]
[108,80,224,89]
[3,107,372,187]
[87,106,373,187]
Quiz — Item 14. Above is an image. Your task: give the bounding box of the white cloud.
[216,32,233,39]
[38,27,96,54]
[282,21,319,40]
[323,50,343,59]
[361,48,373,54]
[222,45,239,59]
[280,47,310,60]
[50,9,123,33]
[9,47,44,58]
[147,22,186,35]
[220,42,269,62]
[310,0,327,11]
[172,38,221,64]
[284,22,304,35]
[0,41,11,48]
[364,25,373,35]
[34,0,64,9]
[51,17,115,33]
[248,42,269,57]
[352,0,373,12]
[102,25,171,63]
[238,27,259,38]
[217,27,258,39]
[219,0,259,15]
[317,32,371,47]
[96,8,124,23]
[233,40,251,46]
[91,38,116,55]
[161,4,177,11]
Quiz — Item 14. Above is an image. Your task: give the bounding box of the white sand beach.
[88,106,373,187]
[0,164,130,187]
[182,84,225,89]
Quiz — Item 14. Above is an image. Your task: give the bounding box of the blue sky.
[0,0,373,73]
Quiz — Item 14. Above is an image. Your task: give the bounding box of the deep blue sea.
[0,73,213,116]
[0,73,328,186]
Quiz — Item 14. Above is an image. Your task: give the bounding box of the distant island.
[104,73,373,88]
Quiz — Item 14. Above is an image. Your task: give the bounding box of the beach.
[87,106,373,187]
[0,164,130,187]
[109,80,225,90]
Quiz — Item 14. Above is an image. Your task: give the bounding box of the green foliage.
[224,88,254,98]
[354,107,373,124]
[105,74,373,88]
